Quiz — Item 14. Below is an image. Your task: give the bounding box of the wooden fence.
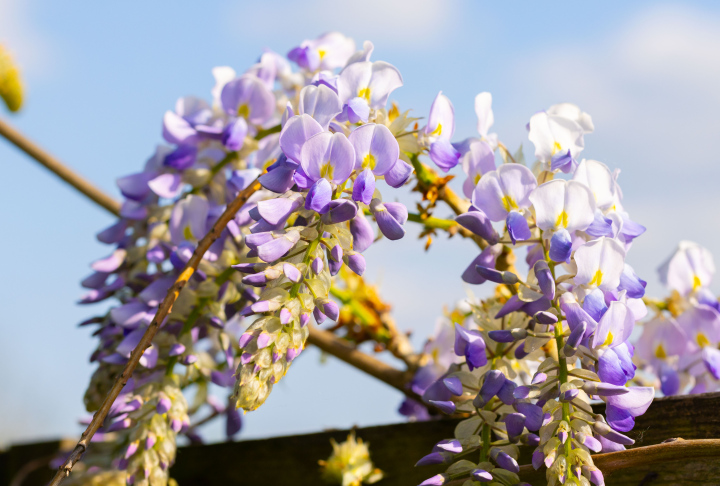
[3,392,720,486]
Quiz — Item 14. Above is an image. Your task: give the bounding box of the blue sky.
[2,0,720,446]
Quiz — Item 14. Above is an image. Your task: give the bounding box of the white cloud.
[512,4,720,161]
[0,0,55,75]
[231,0,460,51]
[505,4,720,293]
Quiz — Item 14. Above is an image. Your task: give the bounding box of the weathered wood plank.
[3,392,720,486]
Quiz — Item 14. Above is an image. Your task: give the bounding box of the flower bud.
[533,260,555,300]
[475,265,519,285]
[488,328,527,343]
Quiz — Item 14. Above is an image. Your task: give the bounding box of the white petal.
[298,84,342,130]
[472,170,507,221]
[529,179,565,231]
[367,61,403,108]
[475,92,494,137]
[211,66,236,109]
[425,91,455,140]
[337,61,372,104]
[564,180,596,232]
[659,241,716,295]
[593,300,634,348]
[574,237,626,290]
[547,102,594,133]
[279,114,323,164]
[496,164,537,210]
[573,159,615,209]
[313,32,356,71]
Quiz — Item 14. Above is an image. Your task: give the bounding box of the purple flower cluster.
[411,100,652,485]
[75,32,416,484]
[638,241,720,395]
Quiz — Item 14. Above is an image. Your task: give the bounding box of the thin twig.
[306,326,420,401]
[48,179,262,486]
[0,117,121,216]
[0,119,425,458]
[515,438,720,483]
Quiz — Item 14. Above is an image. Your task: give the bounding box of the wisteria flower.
[574,236,626,293]
[658,240,715,296]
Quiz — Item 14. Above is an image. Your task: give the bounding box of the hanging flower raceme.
[638,241,720,396]
[71,32,418,486]
[62,31,683,486]
[414,100,652,486]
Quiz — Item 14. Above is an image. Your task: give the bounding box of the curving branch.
[0,117,121,216]
[48,179,262,486]
[307,325,416,397]
[516,438,720,484]
[2,118,428,466]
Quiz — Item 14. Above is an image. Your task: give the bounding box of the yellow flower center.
[429,123,443,137]
[183,225,195,241]
[697,332,710,348]
[237,103,250,118]
[693,275,702,291]
[474,173,482,185]
[602,331,614,347]
[318,49,326,60]
[551,141,563,156]
[589,269,603,287]
[358,87,371,103]
[555,210,569,229]
[655,343,667,359]
[362,153,376,170]
[501,195,518,212]
[321,162,334,179]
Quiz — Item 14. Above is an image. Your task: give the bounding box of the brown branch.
[592,438,720,474]
[516,438,720,483]
[48,178,262,486]
[0,117,122,216]
[307,326,418,400]
[1,119,426,461]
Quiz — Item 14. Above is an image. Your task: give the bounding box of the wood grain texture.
[3,392,720,485]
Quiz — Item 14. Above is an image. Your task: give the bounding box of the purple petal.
[350,212,375,252]
[222,118,248,151]
[429,400,456,414]
[305,178,332,214]
[461,244,502,285]
[279,114,323,164]
[91,249,126,273]
[506,211,531,244]
[226,408,243,438]
[163,110,197,145]
[164,145,197,171]
[220,75,275,124]
[515,402,543,431]
[148,173,183,199]
[352,168,375,205]
[384,158,413,188]
[96,220,128,244]
[429,138,461,172]
[322,199,359,224]
[456,209,499,244]
[259,155,298,193]
[258,232,300,263]
[257,194,303,225]
[472,469,493,482]
[504,412,526,439]
[283,263,302,283]
[371,200,405,240]
[117,172,154,201]
[344,251,366,276]
[548,228,572,262]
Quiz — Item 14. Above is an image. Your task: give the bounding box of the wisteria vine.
[48,31,720,486]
